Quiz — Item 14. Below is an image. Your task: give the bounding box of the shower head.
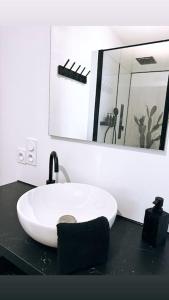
[113,108,119,116]
[136,56,156,65]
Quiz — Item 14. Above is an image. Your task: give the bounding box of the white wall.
[50,27,116,140]
[1,26,169,225]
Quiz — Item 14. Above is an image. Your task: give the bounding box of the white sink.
[17,183,117,247]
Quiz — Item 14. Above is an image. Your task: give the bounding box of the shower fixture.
[100,107,119,144]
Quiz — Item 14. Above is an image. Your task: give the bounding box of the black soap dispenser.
[142,197,169,247]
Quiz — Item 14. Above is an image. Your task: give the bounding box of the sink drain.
[58,215,77,224]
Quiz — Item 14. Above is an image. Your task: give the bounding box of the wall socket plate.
[26,138,37,166]
[26,152,36,166]
[17,147,26,164]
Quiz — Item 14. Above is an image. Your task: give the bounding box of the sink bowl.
[17,183,117,247]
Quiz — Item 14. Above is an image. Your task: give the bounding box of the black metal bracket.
[58,59,90,84]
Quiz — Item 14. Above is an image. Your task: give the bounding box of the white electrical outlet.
[17,147,26,164]
[26,138,37,166]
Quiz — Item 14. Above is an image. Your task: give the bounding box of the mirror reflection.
[49,37,169,151]
[93,42,169,150]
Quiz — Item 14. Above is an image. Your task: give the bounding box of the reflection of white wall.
[49,26,120,140]
[97,53,119,143]
[125,72,169,149]
[106,41,169,74]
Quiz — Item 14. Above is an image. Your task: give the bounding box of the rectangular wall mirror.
[49,29,169,151]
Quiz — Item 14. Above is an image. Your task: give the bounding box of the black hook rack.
[58,59,90,84]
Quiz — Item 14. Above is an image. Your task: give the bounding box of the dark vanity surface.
[0,181,169,275]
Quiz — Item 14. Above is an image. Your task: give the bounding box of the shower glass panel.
[125,72,169,149]
[93,41,169,150]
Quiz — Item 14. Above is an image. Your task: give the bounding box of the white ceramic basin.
[17,183,117,247]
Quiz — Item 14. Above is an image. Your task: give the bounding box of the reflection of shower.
[100,107,119,144]
[93,42,169,150]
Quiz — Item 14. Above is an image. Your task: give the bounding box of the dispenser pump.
[142,197,169,247]
[152,197,164,213]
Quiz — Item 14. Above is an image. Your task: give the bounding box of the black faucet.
[46,151,59,184]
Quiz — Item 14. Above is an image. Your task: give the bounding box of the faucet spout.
[46,151,59,184]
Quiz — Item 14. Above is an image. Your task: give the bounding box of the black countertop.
[0,181,169,275]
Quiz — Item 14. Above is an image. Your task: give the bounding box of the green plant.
[134,105,163,149]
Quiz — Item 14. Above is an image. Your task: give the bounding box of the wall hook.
[86,70,91,77]
[70,62,75,70]
[58,60,90,84]
[63,59,70,68]
[80,67,86,75]
[76,65,81,72]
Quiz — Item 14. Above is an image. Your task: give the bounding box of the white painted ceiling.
[112,26,169,45]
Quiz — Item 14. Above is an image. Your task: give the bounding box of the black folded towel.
[56,216,110,274]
